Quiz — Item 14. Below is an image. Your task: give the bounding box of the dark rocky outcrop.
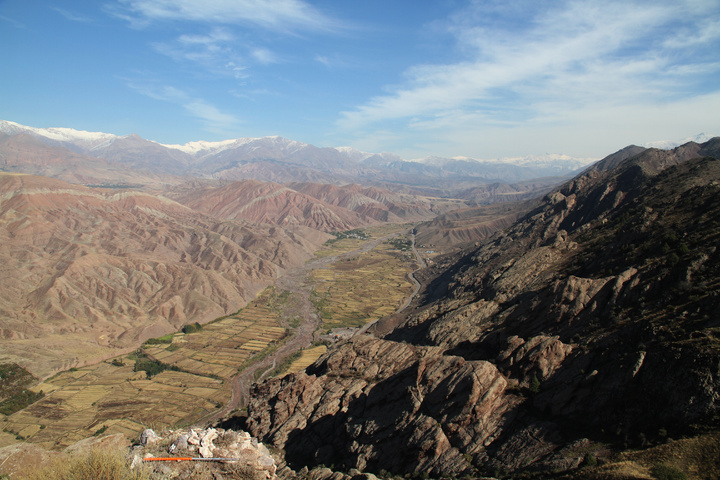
[246,139,720,477]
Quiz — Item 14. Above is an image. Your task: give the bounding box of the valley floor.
[0,224,419,456]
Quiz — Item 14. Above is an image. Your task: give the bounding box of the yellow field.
[284,346,328,375]
[311,240,416,329]
[143,288,287,378]
[1,360,228,449]
[0,288,287,448]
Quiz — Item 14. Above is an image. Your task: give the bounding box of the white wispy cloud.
[52,7,93,23]
[114,0,340,84]
[126,81,240,133]
[315,55,332,67]
[151,26,245,76]
[337,0,720,152]
[116,0,340,32]
[251,48,278,65]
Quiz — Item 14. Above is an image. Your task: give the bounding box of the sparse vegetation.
[18,447,150,480]
[651,464,688,480]
[0,363,43,415]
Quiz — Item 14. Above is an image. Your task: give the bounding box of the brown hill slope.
[0,173,329,378]
[414,201,534,252]
[288,182,467,223]
[245,139,720,477]
[456,177,565,204]
[166,179,376,232]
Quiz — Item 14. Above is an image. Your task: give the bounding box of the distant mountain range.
[0,120,596,193]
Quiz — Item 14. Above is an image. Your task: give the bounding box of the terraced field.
[143,289,288,379]
[0,225,420,448]
[0,288,287,448]
[311,238,417,329]
[2,360,228,449]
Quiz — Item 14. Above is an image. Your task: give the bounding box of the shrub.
[529,374,541,395]
[133,358,177,378]
[182,322,203,334]
[651,464,688,480]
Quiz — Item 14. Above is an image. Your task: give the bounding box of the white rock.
[201,428,218,448]
[130,454,143,469]
[139,429,161,446]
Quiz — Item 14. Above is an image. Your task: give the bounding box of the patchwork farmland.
[311,237,418,329]
[143,288,288,379]
[0,288,287,448]
[2,360,228,449]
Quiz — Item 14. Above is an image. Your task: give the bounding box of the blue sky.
[1,0,719,160]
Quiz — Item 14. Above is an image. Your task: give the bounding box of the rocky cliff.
[245,139,720,477]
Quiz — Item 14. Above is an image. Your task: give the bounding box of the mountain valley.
[0,120,719,479]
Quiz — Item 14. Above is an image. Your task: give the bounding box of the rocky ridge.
[246,139,720,477]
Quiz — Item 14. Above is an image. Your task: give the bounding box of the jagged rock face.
[248,336,519,476]
[246,140,720,476]
[0,173,330,378]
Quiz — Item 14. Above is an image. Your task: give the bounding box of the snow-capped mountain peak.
[159,135,309,157]
[0,119,118,149]
[643,133,712,150]
[159,138,250,156]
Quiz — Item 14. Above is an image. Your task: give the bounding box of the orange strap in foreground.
[143,457,238,462]
[143,457,193,462]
